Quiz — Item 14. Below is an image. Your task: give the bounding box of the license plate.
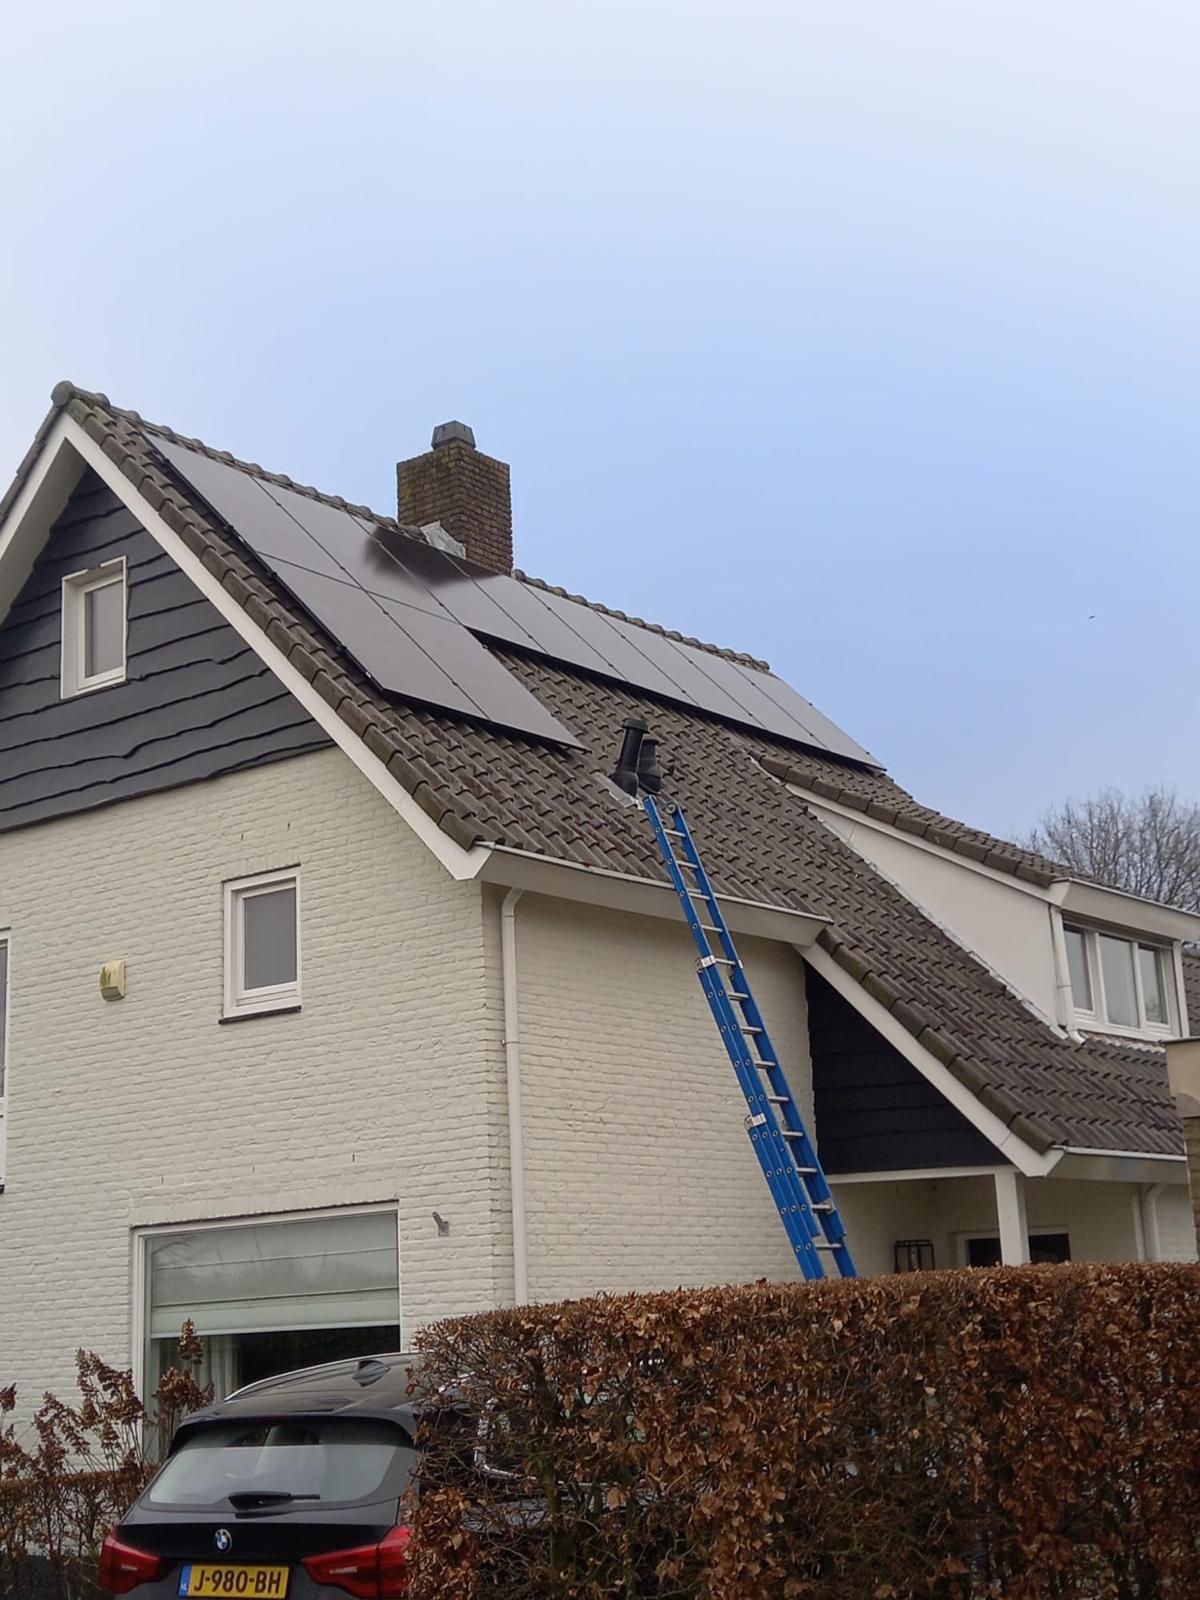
[177,1565,289,1598]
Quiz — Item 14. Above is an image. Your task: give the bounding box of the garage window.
[141,1209,400,1404]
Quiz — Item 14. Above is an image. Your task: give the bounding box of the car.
[99,1352,424,1599]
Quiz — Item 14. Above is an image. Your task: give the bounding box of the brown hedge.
[407,1264,1200,1600]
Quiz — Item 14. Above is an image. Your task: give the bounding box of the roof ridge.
[512,571,770,671]
[50,381,426,540]
[48,383,767,673]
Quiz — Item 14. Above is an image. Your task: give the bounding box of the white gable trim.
[803,943,1062,1178]
[0,414,86,625]
[0,420,491,883]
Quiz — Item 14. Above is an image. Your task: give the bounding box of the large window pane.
[1064,928,1092,1010]
[243,886,297,991]
[145,1212,401,1405]
[1099,935,1138,1027]
[1139,945,1167,1025]
[84,577,124,677]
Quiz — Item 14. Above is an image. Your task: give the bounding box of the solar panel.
[154,438,876,767]
[153,439,349,582]
[154,442,581,747]
[265,559,479,715]
[604,616,764,723]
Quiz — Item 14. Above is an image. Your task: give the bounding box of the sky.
[1,1,1197,837]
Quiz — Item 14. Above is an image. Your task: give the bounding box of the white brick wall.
[508,893,808,1302]
[0,748,503,1410]
[1,740,1189,1420]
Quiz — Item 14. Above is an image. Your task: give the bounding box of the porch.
[831,1164,1197,1276]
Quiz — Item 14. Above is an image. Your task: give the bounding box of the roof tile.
[16,382,1180,1160]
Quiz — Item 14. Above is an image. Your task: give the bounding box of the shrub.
[407,1264,1200,1600]
[0,1326,211,1600]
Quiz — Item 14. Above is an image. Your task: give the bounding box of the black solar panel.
[154,438,877,767]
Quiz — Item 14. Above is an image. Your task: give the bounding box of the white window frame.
[1061,920,1176,1038]
[130,1201,402,1403]
[223,869,301,1019]
[0,932,9,1190]
[60,557,127,697]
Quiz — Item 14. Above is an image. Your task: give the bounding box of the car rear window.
[147,1418,416,1510]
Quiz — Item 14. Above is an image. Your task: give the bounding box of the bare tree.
[1024,786,1200,911]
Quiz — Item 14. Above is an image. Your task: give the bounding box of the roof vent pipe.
[612,718,649,795]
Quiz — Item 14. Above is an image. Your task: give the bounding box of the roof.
[2,384,1186,1159]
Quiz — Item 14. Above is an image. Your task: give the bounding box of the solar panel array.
[155,438,878,766]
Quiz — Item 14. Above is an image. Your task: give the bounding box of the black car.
[99,1353,423,1599]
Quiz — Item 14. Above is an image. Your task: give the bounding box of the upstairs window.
[61,560,127,697]
[223,870,301,1019]
[1063,923,1174,1035]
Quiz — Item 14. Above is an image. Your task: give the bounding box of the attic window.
[61,559,126,697]
[1063,923,1175,1035]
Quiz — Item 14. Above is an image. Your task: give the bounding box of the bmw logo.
[214,1529,233,1554]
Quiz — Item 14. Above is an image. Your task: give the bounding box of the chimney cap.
[431,420,476,450]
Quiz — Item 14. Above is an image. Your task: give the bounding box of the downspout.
[501,888,529,1305]
[1140,1183,1167,1262]
[1048,909,1082,1039]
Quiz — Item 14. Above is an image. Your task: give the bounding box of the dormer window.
[61,559,127,697]
[1063,923,1174,1035]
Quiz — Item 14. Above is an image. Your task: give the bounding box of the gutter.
[478,844,828,947]
[500,888,529,1305]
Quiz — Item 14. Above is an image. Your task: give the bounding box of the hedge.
[407,1264,1200,1600]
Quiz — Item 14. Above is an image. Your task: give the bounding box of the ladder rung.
[814,1240,845,1251]
[663,828,687,838]
[741,1025,763,1034]
[811,1201,835,1213]
[765,1094,789,1105]
[729,992,749,1001]
[780,1128,807,1138]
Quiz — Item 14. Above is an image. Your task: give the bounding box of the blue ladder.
[643,794,856,1280]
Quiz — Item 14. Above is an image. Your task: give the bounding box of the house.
[0,383,1195,1407]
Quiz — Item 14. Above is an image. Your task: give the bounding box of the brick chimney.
[397,422,513,573]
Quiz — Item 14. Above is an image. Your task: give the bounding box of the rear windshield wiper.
[227,1490,321,1511]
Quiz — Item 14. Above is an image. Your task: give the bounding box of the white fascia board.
[478,843,829,946]
[803,944,1061,1178]
[1052,1148,1189,1185]
[18,422,492,884]
[0,413,86,626]
[1048,878,1200,943]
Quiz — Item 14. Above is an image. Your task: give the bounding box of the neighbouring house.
[0,383,1195,1407]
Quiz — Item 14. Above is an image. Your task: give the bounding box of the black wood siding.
[0,469,329,832]
[808,966,999,1172]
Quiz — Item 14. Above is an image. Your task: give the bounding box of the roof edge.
[44,382,763,671]
[764,753,1062,888]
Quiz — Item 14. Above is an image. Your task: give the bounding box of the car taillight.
[98,1529,169,1594]
[302,1524,412,1598]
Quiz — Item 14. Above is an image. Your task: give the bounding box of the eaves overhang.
[1049,878,1200,943]
[476,844,829,945]
[1050,1147,1189,1185]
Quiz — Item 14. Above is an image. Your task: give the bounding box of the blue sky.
[2,2,1196,835]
